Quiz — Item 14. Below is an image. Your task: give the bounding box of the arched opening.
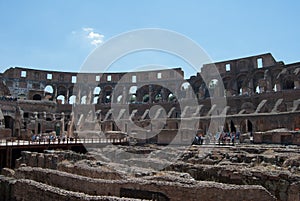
[93,87,101,95]
[69,95,76,104]
[230,120,236,132]
[57,95,65,104]
[283,79,295,90]
[129,86,137,94]
[93,96,99,104]
[117,95,123,103]
[209,79,218,88]
[181,82,190,90]
[44,85,54,100]
[33,94,42,100]
[223,122,229,132]
[103,86,112,103]
[273,84,278,92]
[180,82,190,99]
[240,119,253,134]
[208,79,219,97]
[247,120,253,133]
[168,93,176,102]
[143,94,149,103]
[129,94,136,103]
[44,85,54,93]
[255,86,260,94]
[38,123,41,134]
[154,93,162,102]
[4,116,13,129]
[81,95,87,104]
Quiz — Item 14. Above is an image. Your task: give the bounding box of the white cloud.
[82,27,93,32]
[82,27,104,46]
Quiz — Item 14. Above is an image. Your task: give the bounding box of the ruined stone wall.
[14,166,276,201]
[0,175,145,201]
[167,162,300,201]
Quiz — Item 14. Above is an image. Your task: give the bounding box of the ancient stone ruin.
[1,144,300,200]
[0,53,300,200]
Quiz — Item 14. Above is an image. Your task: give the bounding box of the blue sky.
[0,1,299,77]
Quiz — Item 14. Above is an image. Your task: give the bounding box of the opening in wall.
[225,63,231,71]
[47,74,52,80]
[132,75,136,83]
[107,75,112,81]
[257,58,263,68]
[21,71,26,78]
[71,76,77,83]
[157,72,162,79]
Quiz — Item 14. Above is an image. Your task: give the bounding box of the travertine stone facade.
[0,53,300,145]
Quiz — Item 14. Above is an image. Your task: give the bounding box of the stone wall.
[14,166,276,201]
[0,175,145,201]
[167,162,300,201]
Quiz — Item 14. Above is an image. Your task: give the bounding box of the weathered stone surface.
[14,167,276,201]
[1,168,15,177]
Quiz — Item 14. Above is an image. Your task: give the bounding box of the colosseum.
[0,52,300,201]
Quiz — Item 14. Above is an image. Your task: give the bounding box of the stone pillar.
[66,89,69,104]
[34,112,38,135]
[77,88,81,104]
[122,86,127,104]
[60,112,65,135]
[149,85,153,103]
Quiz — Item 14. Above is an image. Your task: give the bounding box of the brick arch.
[282,75,296,90]
[102,85,113,103]
[234,74,248,95]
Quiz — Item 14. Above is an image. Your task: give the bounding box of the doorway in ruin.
[33,94,42,100]
[38,123,41,134]
[230,120,236,132]
[4,116,14,136]
[240,119,253,134]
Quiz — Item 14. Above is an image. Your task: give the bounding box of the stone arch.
[81,95,87,104]
[56,85,67,104]
[129,86,137,94]
[208,78,224,97]
[240,119,253,134]
[252,70,266,93]
[93,86,101,95]
[129,94,136,103]
[92,86,101,104]
[116,95,123,103]
[235,74,248,95]
[282,75,295,90]
[44,84,54,100]
[103,85,113,103]
[180,82,190,99]
[44,85,54,94]
[222,76,234,96]
[57,95,65,104]
[32,94,42,100]
[4,115,14,130]
[142,94,149,103]
[168,93,176,102]
[68,86,74,97]
[136,85,150,103]
[69,95,76,104]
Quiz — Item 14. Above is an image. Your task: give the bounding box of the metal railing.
[0,137,128,147]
